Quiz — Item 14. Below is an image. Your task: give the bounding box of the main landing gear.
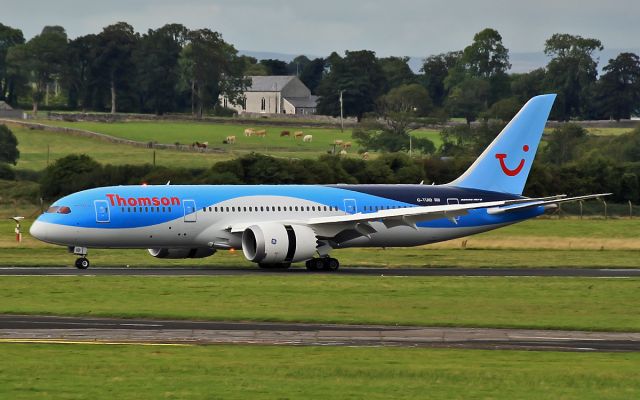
[305,257,339,271]
[70,246,90,269]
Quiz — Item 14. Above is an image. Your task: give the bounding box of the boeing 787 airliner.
[30,94,606,270]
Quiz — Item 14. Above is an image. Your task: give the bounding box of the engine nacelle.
[242,223,317,264]
[148,248,216,259]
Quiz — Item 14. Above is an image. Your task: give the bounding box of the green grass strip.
[1,276,639,331]
[1,344,638,399]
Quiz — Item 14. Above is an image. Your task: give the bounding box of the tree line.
[1,23,639,121]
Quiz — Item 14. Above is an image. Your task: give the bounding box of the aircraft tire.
[326,258,340,271]
[75,257,90,269]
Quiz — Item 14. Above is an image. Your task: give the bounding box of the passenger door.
[94,200,110,223]
[344,199,357,214]
[183,199,197,223]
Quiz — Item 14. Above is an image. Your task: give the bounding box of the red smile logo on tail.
[495,145,529,176]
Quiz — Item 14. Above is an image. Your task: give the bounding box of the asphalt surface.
[1,315,638,352]
[1,267,640,277]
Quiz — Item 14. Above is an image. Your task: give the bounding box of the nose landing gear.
[75,257,90,269]
[69,246,90,269]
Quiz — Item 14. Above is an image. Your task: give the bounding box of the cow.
[294,131,304,139]
[303,135,313,143]
[339,149,348,155]
[224,135,236,144]
[244,128,255,137]
[341,141,352,149]
[280,130,291,137]
[192,141,208,150]
[255,129,267,137]
[333,139,344,145]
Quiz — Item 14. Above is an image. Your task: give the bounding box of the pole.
[409,135,412,157]
[46,144,50,167]
[339,90,344,133]
[629,200,633,219]
[153,151,156,167]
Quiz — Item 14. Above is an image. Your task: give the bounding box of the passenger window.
[168,207,172,212]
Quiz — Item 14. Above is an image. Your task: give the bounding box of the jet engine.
[242,223,317,264]
[148,248,215,259]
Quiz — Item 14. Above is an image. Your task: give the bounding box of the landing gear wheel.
[75,257,90,270]
[305,258,325,271]
[325,258,340,271]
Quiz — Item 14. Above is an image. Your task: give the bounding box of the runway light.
[229,248,236,253]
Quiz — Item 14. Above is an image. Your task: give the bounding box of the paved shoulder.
[1,315,639,352]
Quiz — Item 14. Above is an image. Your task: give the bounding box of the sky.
[3,0,640,59]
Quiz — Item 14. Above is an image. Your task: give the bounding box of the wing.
[229,193,609,240]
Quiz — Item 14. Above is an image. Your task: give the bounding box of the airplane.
[30,94,607,270]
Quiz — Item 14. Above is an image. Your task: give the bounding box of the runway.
[1,267,640,277]
[1,315,639,352]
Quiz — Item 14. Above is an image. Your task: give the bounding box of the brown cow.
[280,130,290,137]
[255,129,267,137]
[293,131,304,139]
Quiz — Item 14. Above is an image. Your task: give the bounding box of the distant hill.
[240,48,640,74]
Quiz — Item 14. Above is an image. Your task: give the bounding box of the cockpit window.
[45,206,71,214]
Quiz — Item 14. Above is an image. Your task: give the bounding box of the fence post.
[629,200,633,220]
[603,199,608,220]
[579,200,583,220]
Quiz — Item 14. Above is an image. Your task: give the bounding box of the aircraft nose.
[29,220,48,241]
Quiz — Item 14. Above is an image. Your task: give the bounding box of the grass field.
[1,275,639,331]
[9,121,441,171]
[1,344,638,399]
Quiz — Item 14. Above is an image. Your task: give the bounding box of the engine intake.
[242,223,317,264]
[148,248,215,259]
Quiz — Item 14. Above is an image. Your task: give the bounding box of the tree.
[461,28,511,79]
[134,24,188,114]
[63,34,99,110]
[180,29,247,118]
[353,84,434,154]
[420,51,461,106]
[379,56,416,90]
[316,50,387,120]
[259,59,288,75]
[95,22,138,113]
[510,68,547,103]
[544,123,588,165]
[445,76,489,124]
[7,26,68,113]
[40,154,103,199]
[287,55,310,76]
[0,23,25,104]
[544,33,603,120]
[482,97,522,121]
[596,52,640,120]
[299,57,325,94]
[0,124,19,165]
[460,28,511,105]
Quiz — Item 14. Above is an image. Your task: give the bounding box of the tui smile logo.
[495,145,529,176]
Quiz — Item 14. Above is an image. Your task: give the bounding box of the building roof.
[247,76,297,92]
[0,101,14,111]
[285,96,319,109]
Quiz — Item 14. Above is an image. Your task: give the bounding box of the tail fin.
[450,94,556,195]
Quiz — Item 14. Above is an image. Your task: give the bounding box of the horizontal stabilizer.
[486,194,610,215]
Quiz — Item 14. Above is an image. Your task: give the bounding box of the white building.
[222,76,318,116]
